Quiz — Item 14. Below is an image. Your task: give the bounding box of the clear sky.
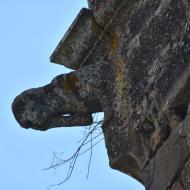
[0,1,145,190]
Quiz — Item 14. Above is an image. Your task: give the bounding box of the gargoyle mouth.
[23,113,94,131]
[43,113,94,130]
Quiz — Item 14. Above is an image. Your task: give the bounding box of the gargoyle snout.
[12,95,31,129]
[12,88,49,130]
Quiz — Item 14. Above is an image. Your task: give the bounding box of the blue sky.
[0,1,144,190]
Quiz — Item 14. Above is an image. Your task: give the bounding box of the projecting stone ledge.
[50,8,110,70]
[12,0,190,190]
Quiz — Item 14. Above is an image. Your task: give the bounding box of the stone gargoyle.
[12,0,190,190]
[12,61,110,131]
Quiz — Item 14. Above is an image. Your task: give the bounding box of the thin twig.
[45,115,104,188]
[86,132,93,180]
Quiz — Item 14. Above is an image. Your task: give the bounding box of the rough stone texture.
[50,8,109,70]
[87,0,122,25]
[180,106,190,190]
[181,159,190,190]
[171,182,184,190]
[148,125,188,190]
[12,0,190,189]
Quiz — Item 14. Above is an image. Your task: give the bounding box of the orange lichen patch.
[115,57,126,89]
[114,56,130,120]
[63,73,79,92]
[111,33,120,54]
[91,20,98,33]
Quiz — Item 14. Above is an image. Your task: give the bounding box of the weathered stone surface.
[184,104,190,149]
[149,126,189,190]
[12,0,190,189]
[171,182,184,190]
[180,105,190,190]
[50,8,109,70]
[88,0,122,25]
[181,159,190,190]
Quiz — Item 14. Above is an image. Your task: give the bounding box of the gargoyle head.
[12,73,95,131]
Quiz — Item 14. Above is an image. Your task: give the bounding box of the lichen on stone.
[12,0,190,189]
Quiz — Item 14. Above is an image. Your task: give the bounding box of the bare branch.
[44,114,104,188]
